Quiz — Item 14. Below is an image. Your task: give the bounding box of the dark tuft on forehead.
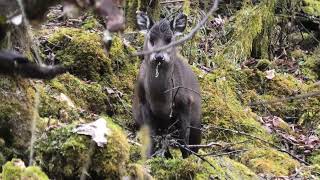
[149,19,173,40]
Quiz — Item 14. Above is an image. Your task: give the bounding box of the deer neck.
[147,61,174,100]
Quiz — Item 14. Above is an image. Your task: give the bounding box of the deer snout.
[154,54,164,62]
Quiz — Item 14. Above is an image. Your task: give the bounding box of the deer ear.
[136,11,154,34]
[170,13,187,36]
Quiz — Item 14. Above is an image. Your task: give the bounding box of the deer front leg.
[177,112,191,158]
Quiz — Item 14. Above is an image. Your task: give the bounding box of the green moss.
[0,76,35,159]
[241,148,300,176]
[82,16,100,30]
[194,67,274,144]
[21,166,49,180]
[302,0,320,16]
[147,156,258,180]
[210,0,277,63]
[309,150,320,166]
[127,164,153,180]
[301,46,320,81]
[237,69,310,120]
[196,157,258,180]
[148,157,202,179]
[108,36,139,128]
[45,32,138,128]
[48,28,112,82]
[109,36,139,77]
[125,0,139,29]
[1,159,49,180]
[38,84,79,121]
[2,159,24,179]
[34,116,129,179]
[183,0,191,16]
[129,144,142,163]
[49,73,110,114]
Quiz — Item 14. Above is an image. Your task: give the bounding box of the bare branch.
[133,0,219,56]
[249,91,320,106]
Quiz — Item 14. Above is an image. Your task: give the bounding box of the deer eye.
[149,38,155,46]
[165,37,171,44]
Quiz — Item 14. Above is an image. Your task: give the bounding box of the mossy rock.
[194,67,274,145]
[43,27,139,128]
[34,117,129,179]
[235,69,315,122]
[240,148,300,176]
[38,83,80,123]
[1,159,49,180]
[108,36,140,129]
[0,76,35,160]
[147,156,258,180]
[48,73,111,114]
[241,69,320,130]
[241,69,305,96]
[47,28,112,82]
[109,36,139,94]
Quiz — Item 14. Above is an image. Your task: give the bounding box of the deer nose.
[155,54,164,62]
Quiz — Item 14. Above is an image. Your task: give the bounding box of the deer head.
[136,12,187,66]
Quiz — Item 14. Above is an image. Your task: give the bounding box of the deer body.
[133,12,201,158]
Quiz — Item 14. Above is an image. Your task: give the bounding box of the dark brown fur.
[133,13,201,158]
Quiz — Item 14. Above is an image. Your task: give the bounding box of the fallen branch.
[133,0,219,56]
[208,126,310,165]
[249,91,320,106]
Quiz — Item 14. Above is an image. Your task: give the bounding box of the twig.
[201,149,248,157]
[133,0,219,56]
[208,126,310,165]
[187,142,223,148]
[249,91,320,106]
[163,86,201,96]
[160,0,185,4]
[173,141,217,170]
[128,140,142,146]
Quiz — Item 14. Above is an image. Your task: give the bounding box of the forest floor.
[1,0,320,179]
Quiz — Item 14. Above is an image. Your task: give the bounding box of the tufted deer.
[132,12,201,158]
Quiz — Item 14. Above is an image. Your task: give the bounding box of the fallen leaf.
[265,69,275,80]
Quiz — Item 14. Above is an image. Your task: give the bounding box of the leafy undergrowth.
[1,0,320,179]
